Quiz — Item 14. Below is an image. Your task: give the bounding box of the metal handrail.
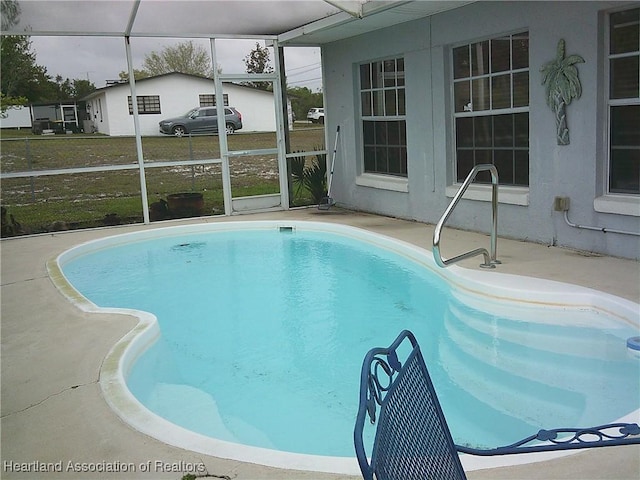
[433,164,500,269]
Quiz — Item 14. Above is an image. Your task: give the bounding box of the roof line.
[82,72,277,98]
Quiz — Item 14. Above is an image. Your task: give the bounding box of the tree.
[53,75,74,99]
[45,76,96,100]
[118,69,151,82]
[1,0,19,30]
[0,0,95,111]
[287,86,323,121]
[0,35,32,112]
[1,0,30,112]
[142,40,213,77]
[71,79,97,99]
[243,42,274,90]
[1,32,55,106]
[540,39,584,145]
[0,92,27,117]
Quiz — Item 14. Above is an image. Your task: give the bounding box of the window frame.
[199,94,229,107]
[605,6,639,197]
[358,57,408,180]
[451,31,530,189]
[127,95,161,115]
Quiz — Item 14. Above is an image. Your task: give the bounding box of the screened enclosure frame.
[2,36,292,224]
[2,0,477,230]
[0,0,342,226]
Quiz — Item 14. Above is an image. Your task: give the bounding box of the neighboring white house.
[283,1,640,260]
[82,72,283,136]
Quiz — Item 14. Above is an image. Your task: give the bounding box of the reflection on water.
[62,229,640,457]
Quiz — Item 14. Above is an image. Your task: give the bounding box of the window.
[199,94,229,107]
[127,95,161,115]
[608,7,639,195]
[452,32,529,185]
[359,58,407,177]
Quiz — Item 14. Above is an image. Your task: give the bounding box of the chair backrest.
[354,330,467,480]
[354,330,640,480]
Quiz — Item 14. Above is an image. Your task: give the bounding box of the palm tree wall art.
[541,39,585,145]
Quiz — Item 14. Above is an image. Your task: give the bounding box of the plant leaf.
[556,39,566,61]
[564,54,585,66]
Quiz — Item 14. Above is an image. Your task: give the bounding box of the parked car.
[159,107,243,136]
[307,107,324,124]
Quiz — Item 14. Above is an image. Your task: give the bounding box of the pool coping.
[48,220,640,475]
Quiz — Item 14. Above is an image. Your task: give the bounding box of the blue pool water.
[61,226,640,458]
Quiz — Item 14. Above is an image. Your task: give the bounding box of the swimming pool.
[53,221,640,474]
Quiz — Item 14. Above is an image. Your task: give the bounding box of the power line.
[286,61,321,72]
[288,76,323,86]
[287,65,321,77]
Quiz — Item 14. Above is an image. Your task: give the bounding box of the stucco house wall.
[322,1,639,259]
[84,73,278,136]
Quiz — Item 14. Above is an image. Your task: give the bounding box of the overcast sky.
[31,36,323,91]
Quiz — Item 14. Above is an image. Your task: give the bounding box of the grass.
[0,124,325,235]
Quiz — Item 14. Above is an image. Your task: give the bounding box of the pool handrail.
[354,330,640,480]
[433,164,500,269]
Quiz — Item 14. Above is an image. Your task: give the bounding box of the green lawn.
[0,125,325,236]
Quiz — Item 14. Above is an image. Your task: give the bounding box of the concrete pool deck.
[1,207,639,480]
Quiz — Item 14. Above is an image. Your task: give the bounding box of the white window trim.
[605,8,640,196]
[594,194,640,216]
[128,95,161,115]
[451,32,530,188]
[356,173,409,192]
[199,93,229,107]
[359,57,408,178]
[445,183,529,206]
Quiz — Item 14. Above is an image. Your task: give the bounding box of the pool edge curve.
[49,220,640,475]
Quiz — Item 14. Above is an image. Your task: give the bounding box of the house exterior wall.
[86,92,110,135]
[322,1,639,259]
[223,85,277,133]
[87,75,277,136]
[0,106,32,129]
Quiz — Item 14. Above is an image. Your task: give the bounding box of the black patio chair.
[354,329,640,480]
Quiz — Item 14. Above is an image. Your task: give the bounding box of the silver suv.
[307,107,324,124]
[159,107,243,136]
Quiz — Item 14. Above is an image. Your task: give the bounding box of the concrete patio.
[1,208,639,479]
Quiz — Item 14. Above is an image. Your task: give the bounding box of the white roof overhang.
[2,0,473,43]
[279,0,474,45]
[2,0,343,38]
